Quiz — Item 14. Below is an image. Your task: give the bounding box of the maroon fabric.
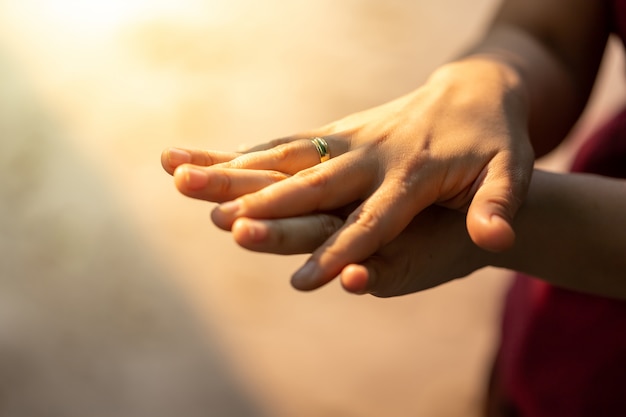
[491,2,626,416]
[571,106,626,177]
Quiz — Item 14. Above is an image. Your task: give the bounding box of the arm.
[162,0,612,290]
[469,0,609,156]
[492,170,626,299]
[228,170,626,299]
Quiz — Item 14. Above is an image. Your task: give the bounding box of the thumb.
[466,160,531,252]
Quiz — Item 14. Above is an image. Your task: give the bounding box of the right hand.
[163,58,534,291]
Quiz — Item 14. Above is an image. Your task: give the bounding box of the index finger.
[289,177,437,291]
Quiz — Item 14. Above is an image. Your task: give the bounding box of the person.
[162,0,626,415]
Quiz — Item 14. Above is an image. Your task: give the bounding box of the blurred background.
[0,1,624,416]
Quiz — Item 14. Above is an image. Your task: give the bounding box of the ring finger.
[216,136,347,175]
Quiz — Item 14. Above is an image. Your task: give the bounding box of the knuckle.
[200,151,216,166]
[344,207,386,249]
[387,166,420,193]
[269,144,292,161]
[216,173,233,196]
[225,156,244,169]
[313,242,346,266]
[348,207,380,233]
[267,170,288,183]
[293,168,328,189]
[317,215,342,240]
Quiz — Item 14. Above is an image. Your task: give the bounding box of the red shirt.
[494,1,626,416]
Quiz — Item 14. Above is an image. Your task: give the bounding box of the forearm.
[491,170,626,299]
[454,0,609,156]
[465,29,587,157]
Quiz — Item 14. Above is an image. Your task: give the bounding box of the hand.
[228,206,487,296]
[162,58,534,290]
[162,150,486,293]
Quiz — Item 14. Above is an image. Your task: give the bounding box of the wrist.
[487,169,549,272]
[428,56,529,111]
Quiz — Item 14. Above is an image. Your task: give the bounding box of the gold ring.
[311,137,330,163]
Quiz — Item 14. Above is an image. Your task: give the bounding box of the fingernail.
[218,199,242,215]
[183,166,208,190]
[291,261,321,289]
[167,148,191,166]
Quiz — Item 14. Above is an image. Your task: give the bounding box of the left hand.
[227,206,487,295]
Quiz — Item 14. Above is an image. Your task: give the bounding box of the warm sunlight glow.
[44,0,149,30]
[9,0,216,36]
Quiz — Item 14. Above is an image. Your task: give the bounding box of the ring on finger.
[310,137,330,163]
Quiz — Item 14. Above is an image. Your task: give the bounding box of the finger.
[289,178,434,291]
[217,136,347,175]
[231,214,344,255]
[217,139,323,174]
[161,147,241,175]
[340,260,415,298]
[211,150,376,230]
[173,165,288,203]
[240,131,327,152]
[241,136,303,153]
[340,258,412,297]
[466,153,532,252]
[340,264,371,295]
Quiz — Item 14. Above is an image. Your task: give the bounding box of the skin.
[161,0,621,296]
[163,148,626,299]
[231,170,626,300]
